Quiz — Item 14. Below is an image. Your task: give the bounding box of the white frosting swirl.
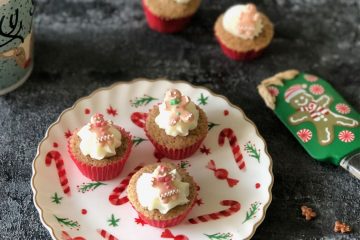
[173,0,191,3]
[77,124,122,160]
[155,101,199,137]
[136,167,190,214]
[222,4,264,40]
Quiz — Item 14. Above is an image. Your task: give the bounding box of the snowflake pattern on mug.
[304,74,318,82]
[335,103,351,115]
[297,129,313,143]
[338,130,355,143]
[267,86,279,97]
[309,84,324,95]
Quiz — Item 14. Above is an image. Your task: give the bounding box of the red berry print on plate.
[309,84,324,95]
[297,129,312,143]
[304,74,318,82]
[195,197,204,206]
[200,145,211,155]
[161,229,189,240]
[224,110,229,116]
[81,209,87,215]
[267,86,279,97]
[84,108,91,115]
[53,142,59,148]
[61,231,86,240]
[107,106,118,116]
[64,130,72,139]
[338,130,355,143]
[335,103,351,115]
[255,183,261,189]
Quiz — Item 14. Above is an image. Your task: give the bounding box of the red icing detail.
[64,130,72,139]
[84,108,91,115]
[106,106,118,116]
[218,128,246,170]
[161,229,189,240]
[109,165,143,205]
[267,86,279,97]
[200,145,211,155]
[53,142,58,148]
[188,200,241,224]
[97,229,118,240]
[224,110,229,116]
[338,130,355,143]
[207,160,239,187]
[131,112,148,129]
[142,0,192,33]
[297,129,313,143]
[135,217,147,226]
[335,103,351,115]
[255,183,261,189]
[309,84,324,95]
[61,231,86,240]
[304,74,318,82]
[45,151,70,195]
[81,209,87,215]
[215,35,264,61]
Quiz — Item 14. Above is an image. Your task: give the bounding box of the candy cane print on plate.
[45,151,70,195]
[97,229,118,240]
[130,112,148,129]
[109,165,143,206]
[218,128,246,170]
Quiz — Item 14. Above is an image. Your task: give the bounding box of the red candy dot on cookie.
[255,183,261,189]
[84,108,91,114]
[81,209,87,215]
[224,110,229,116]
[53,142,58,148]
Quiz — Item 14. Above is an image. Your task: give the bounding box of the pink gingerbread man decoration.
[238,3,260,39]
[89,113,115,145]
[164,89,194,126]
[151,165,179,203]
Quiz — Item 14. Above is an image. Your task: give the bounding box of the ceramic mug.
[0,0,34,95]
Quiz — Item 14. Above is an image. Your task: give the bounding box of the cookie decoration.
[258,70,360,180]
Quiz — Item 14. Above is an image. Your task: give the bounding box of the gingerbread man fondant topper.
[89,113,115,145]
[164,89,194,126]
[238,3,261,38]
[151,165,179,203]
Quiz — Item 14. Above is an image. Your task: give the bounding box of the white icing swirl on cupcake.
[155,89,199,137]
[222,4,264,40]
[136,165,190,214]
[77,114,122,160]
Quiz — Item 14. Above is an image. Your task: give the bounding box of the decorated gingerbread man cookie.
[164,89,194,126]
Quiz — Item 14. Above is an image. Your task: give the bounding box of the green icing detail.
[170,98,180,105]
[272,73,360,165]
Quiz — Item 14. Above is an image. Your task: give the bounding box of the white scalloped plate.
[31,79,273,240]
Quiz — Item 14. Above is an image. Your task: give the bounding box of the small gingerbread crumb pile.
[334,221,351,233]
[301,206,316,221]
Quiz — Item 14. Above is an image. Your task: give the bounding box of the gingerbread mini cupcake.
[145,89,208,160]
[68,114,132,181]
[127,163,197,228]
[142,0,202,33]
[214,3,274,61]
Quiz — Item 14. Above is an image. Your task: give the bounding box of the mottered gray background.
[0,0,359,239]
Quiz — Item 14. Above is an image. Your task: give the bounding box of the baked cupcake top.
[135,164,190,214]
[77,113,122,160]
[144,0,202,20]
[155,89,199,137]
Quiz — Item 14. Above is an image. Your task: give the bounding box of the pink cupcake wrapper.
[215,35,265,61]
[67,127,133,181]
[142,0,192,33]
[145,128,205,160]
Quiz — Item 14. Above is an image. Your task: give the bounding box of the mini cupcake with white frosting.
[127,163,197,228]
[142,0,202,33]
[214,3,274,61]
[145,89,208,160]
[68,113,132,181]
